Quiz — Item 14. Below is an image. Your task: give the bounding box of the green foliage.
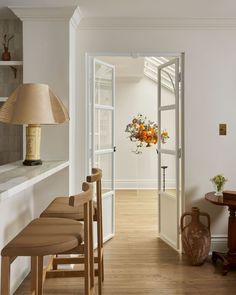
[210,174,227,191]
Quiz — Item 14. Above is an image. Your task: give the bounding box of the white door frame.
[85,52,185,249]
[87,56,116,243]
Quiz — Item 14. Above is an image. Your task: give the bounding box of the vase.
[2,47,11,61]
[180,207,211,266]
[213,183,225,196]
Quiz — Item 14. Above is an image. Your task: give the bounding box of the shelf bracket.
[10,66,17,79]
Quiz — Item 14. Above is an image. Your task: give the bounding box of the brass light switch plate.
[219,124,227,135]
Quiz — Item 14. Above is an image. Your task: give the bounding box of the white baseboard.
[114,179,175,189]
[211,235,227,253]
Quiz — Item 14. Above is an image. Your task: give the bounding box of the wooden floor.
[15,190,236,295]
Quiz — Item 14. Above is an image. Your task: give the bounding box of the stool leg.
[84,202,91,295]
[101,225,104,283]
[37,256,44,295]
[97,213,104,294]
[31,256,44,295]
[1,256,10,295]
[52,255,58,270]
[89,200,95,289]
[31,256,38,295]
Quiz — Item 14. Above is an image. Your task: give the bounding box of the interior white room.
[1,1,236,294]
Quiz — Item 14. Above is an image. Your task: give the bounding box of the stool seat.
[40,197,97,220]
[1,218,83,257]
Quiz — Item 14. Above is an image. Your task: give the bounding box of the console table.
[205,192,236,275]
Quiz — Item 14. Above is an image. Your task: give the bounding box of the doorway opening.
[87,54,184,252]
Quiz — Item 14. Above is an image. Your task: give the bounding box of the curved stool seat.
[1,182,94,295]
[1,218,83,257]
[40,168,104,295]
[40,197,97,221]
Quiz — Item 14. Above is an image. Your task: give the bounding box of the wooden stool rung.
[46,269,85,278]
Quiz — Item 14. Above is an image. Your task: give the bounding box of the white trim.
[69,10,77,195]
[114,179,175,190]
[10,6,77,21]
[95,148,114,155]
[95,104,114,110]
[158,148,177,155]
[103,233,115,243]
[211,235,228,253]
[0,97,7,102]
[70,6,82,29]
[159,104,176,111]
[0,61,23,66]
[79,17,236,30]
[159,233,179,252]
[12,265,30,294]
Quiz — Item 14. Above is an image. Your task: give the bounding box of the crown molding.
[78,17,236,30]
[70,6,82,29]
[9,6,78,22]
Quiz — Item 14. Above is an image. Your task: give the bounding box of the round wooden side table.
[205,192,236,275]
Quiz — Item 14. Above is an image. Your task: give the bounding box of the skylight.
[144,57,175,92]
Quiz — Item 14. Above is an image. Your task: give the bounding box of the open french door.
[157,56,184,251]
[88,58,115,243]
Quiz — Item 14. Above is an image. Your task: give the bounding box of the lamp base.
[23,159,42,166]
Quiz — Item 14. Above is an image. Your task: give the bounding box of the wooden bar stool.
[40,168,104,295]
[1,182,94,295]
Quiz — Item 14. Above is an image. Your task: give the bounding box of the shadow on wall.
[3,209,32,246]
[33,167,69,217]
[184,186,225,227]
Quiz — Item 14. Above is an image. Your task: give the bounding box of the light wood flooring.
[15,190,236,294]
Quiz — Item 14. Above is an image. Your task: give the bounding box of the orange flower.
[162,131,168,137]
[139,124,145,130]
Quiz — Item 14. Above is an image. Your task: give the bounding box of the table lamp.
[0,83,69,166]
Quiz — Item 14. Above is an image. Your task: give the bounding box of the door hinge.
[113,146,117,152]
[178,148,182,158]
[178,72,181,82]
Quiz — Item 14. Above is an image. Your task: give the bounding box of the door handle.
[113,146,116,152]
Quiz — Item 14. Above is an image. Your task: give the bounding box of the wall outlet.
[219,123,227,136]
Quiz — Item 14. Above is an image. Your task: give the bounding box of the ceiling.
[99,57,144,80]
[0,0,236,19]
[77,0,236,18]
[0,1,80,19]
[0,1,79,7]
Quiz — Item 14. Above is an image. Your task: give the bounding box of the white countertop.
[0,160,69,201]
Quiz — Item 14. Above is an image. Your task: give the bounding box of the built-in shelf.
[0,61,23,66]
[0,97,7,102]
[0,160,69,200]
[0,61,23,78]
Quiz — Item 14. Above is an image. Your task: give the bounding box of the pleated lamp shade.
[0,83,69,166]
[0,83,69,124]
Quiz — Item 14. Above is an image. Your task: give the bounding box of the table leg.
[212,206,236,275]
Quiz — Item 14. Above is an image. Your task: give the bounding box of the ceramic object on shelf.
[2,47,11,61]
[181,207,211,266]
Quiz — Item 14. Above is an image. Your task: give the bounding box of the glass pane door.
[157,58,182,250]
[91,58,116,241]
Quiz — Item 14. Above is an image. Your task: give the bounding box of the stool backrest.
[86,168,102,203]
[69,182,93,207]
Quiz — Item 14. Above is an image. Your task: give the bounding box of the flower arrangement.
[125,114,169,154]
[210,174,227,196]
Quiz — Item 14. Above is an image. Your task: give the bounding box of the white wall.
[113,75,175,189]
[75,26,236,248]
[23,20,69,161]
[0,6,77,293]
[0,167,69,293]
